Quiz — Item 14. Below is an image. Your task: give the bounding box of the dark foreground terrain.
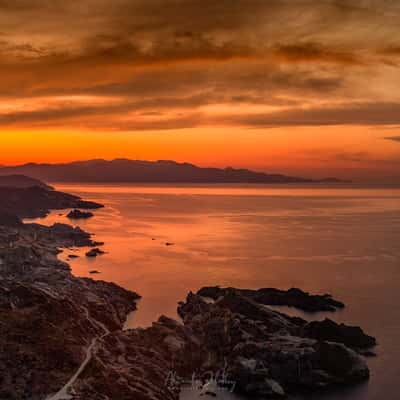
[0,178,375,399]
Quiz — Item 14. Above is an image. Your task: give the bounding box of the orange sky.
[3,126,400,181]
[1,1,400,181]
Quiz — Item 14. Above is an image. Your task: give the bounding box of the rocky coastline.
[0,181,376,399]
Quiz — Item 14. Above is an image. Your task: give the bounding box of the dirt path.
[46,308,110,400]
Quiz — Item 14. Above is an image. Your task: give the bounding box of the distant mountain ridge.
[0,159,343,184]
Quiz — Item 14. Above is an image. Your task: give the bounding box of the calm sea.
[28,184,400,400]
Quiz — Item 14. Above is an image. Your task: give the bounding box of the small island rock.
[67,209,94,219]
[85,248,105,257]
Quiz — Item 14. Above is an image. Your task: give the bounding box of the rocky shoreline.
[0,182,376,399]
[0,185,139,399]
[67,287,376,400]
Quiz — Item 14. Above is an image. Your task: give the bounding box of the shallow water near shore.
[27,183,400,400]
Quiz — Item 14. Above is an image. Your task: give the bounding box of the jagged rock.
[50,223,96,246]
[176,289,372,398]
[315,341,370,382]
[86,248,105,257]
[302,318,376,349]
[72,329,180,400]
[67,209,94,219]
[198,286,345,312]
[0,191,139,400]
[0,185,103,219]
[0,275,139,400]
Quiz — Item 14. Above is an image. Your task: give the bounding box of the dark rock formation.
[68,254,79,259]
[198,286,345,312]
[72,328,181,400]
[71,289,374,400]
[0,187,142,400]
[32,222,97,247]
[302,318,376,349]
[175,290,371,397]
[0,224,140,400]
[67,209,94,219]
[86,248,105,258]
[0,185,102,219]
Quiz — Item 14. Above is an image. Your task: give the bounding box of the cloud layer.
[0,0,400,131]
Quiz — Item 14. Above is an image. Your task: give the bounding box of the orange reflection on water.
[26,184,400,333]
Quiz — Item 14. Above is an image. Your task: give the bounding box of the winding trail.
[46,307,111,400]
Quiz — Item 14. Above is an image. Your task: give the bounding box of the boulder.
[67,209,94,219]
[85,248,105,258]
[302,318,376,349]
[198,286,345,312]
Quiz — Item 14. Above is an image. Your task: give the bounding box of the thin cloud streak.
[384,136,400,142]
[2,101,400,130]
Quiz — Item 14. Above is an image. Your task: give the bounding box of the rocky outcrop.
[0,185,102,219]
[72,314,203,400]
[35,223,97,247]
[198,286,345,312]
[67,209,94,219]
[86,248,105,257]
[71,327,181,400]
[301,318,376,349]
[70,289,374,400]
[0,215,139,400]
[175,289,371,397]
[0,276,140,400]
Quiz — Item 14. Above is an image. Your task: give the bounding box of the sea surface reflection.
[27,183,400,400]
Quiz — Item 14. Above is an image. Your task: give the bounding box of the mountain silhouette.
[0,159,343,184]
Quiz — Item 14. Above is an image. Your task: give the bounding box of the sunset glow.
[2,3,400,399]
[1,1,400,181]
